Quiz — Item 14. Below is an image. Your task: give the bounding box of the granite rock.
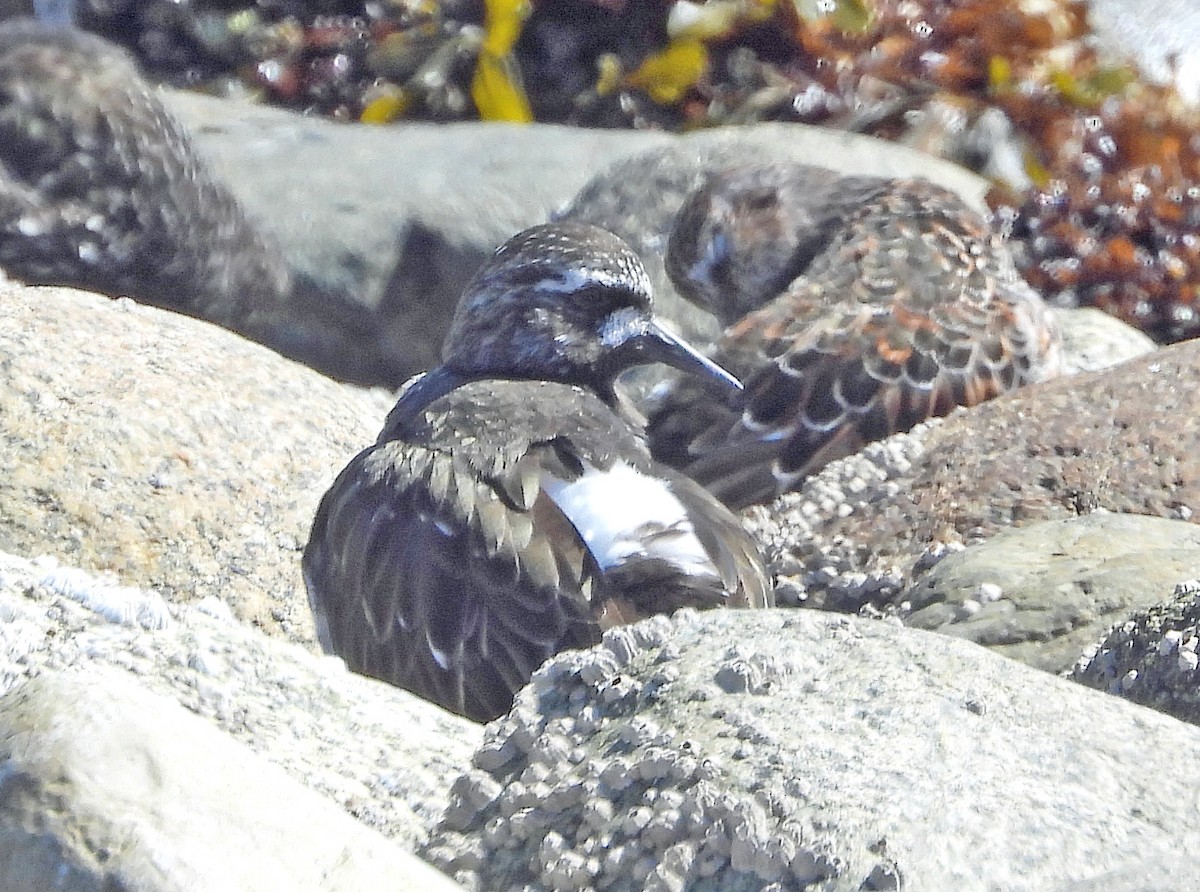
[428,608,1200,891]
[0,668,463,892]
[903,513,1200,673]
[0,277,394,645]
[0,548,483,851]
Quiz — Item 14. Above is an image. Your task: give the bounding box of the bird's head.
[439,221,741,404]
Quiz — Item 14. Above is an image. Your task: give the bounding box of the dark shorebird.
[302,221,772,722]
[0,19,401,386]
[648,161,1063,510]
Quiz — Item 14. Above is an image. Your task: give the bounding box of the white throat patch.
[598,307,647,349]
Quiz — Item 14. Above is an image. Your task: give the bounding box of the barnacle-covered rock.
[1074,578,1200,725]
[426,607,1200,890]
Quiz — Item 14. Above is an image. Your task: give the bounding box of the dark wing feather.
[649,180,1060,510]
[658,469,773,610]
[302,439,602,723]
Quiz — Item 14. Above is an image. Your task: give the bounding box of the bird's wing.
[302,438,602,723]
[649,194,1056,510]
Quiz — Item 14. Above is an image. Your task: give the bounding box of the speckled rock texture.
[903,514,1200,674]
[427,608,1200,892]
[1074,579,1200,724]
[747,338,1200,622]
[0,668,464,892]
[0,548,482,851]
[0,278,394,645]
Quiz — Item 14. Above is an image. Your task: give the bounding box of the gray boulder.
[0,547,483,851]
[0,278,393,646]
[428,608,1200,891]
[0,668,463,892]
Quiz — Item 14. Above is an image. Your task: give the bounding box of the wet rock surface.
[427,608,1200,892]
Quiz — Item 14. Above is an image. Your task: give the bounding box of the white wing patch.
[540,461,714,575]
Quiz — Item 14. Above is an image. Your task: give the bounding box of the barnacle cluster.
[53,0,1200,342]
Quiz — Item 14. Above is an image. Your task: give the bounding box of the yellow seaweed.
[360,88,411,124]
[625,38,709,105]
[472,0,534,122]
[988,55,1013,91]
[793,0,874,34]
[482,0,529,54]
[473,51,534,122]
[1050,66,1136,108]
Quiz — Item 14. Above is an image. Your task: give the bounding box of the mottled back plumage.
[649,161,1062,509]
[303,222,771,722]
[0,20,397,385]
[0,22,289,323]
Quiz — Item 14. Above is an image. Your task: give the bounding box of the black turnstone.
[0,20,401,386]
[302,221,773,722]
[648,160,1063,510]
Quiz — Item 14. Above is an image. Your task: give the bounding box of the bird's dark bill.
[618,319,743,398]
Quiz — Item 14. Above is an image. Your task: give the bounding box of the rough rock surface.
[1074,580,1200,724]
[427,608,1200,892]
[0,668,463,892]
[747,338,1200,619]
[902,513,1200,673]
[0,548,482,850]
[0,278,394,645]
[1054,306,1157,376]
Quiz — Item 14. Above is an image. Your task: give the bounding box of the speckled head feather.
[397,221,742,420]
[666,163,896,326]
[304,222,771,723]
[650,161,1063,510]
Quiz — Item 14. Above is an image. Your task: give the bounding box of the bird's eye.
[742,188,778,214]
